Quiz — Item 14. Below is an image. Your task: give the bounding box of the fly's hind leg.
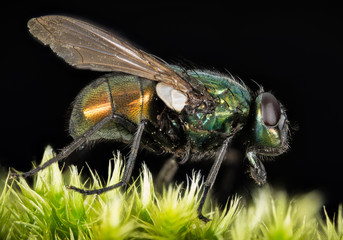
[10,114,115,179]
[67,118,147,195]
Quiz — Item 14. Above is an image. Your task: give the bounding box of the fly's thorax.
[69,74,161,141]
[180,69,252,147]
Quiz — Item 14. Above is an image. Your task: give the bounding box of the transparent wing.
[28,15,190,92]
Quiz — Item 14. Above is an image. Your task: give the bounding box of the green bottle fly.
[12,15,290,222]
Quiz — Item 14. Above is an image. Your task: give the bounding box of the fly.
[11,15,290,222]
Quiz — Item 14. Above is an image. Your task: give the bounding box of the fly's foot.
[198,213,211,223]
[9,169,20,180]
[65,185,96,195]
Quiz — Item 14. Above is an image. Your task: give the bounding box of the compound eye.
[261,92,281,126]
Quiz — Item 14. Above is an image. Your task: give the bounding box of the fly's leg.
[67,119,147,195]
[10,113,136,180]
[155,141,191,191]
[155,157,179,192]
[198,137,232,222]
[10,114,115,179]
[246,151,267,186]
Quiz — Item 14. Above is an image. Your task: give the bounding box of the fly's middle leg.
[67,117,147,195]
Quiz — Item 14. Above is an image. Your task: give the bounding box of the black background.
[1,3,342,216]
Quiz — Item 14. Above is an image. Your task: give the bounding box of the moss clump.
[0,146,342,239]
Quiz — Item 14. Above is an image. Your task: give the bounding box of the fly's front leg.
[246,151,267,186]
[198,137,231,222]
[67,119,147,195]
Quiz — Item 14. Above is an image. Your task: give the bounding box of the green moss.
[0,146,342,239]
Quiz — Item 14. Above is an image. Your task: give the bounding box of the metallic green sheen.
[181,69,252,146]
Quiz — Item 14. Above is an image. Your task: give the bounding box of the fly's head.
[246,91,290,185]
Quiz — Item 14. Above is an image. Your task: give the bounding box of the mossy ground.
[0,146,342,239]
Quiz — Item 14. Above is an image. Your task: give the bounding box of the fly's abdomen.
[69,74,158,142]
